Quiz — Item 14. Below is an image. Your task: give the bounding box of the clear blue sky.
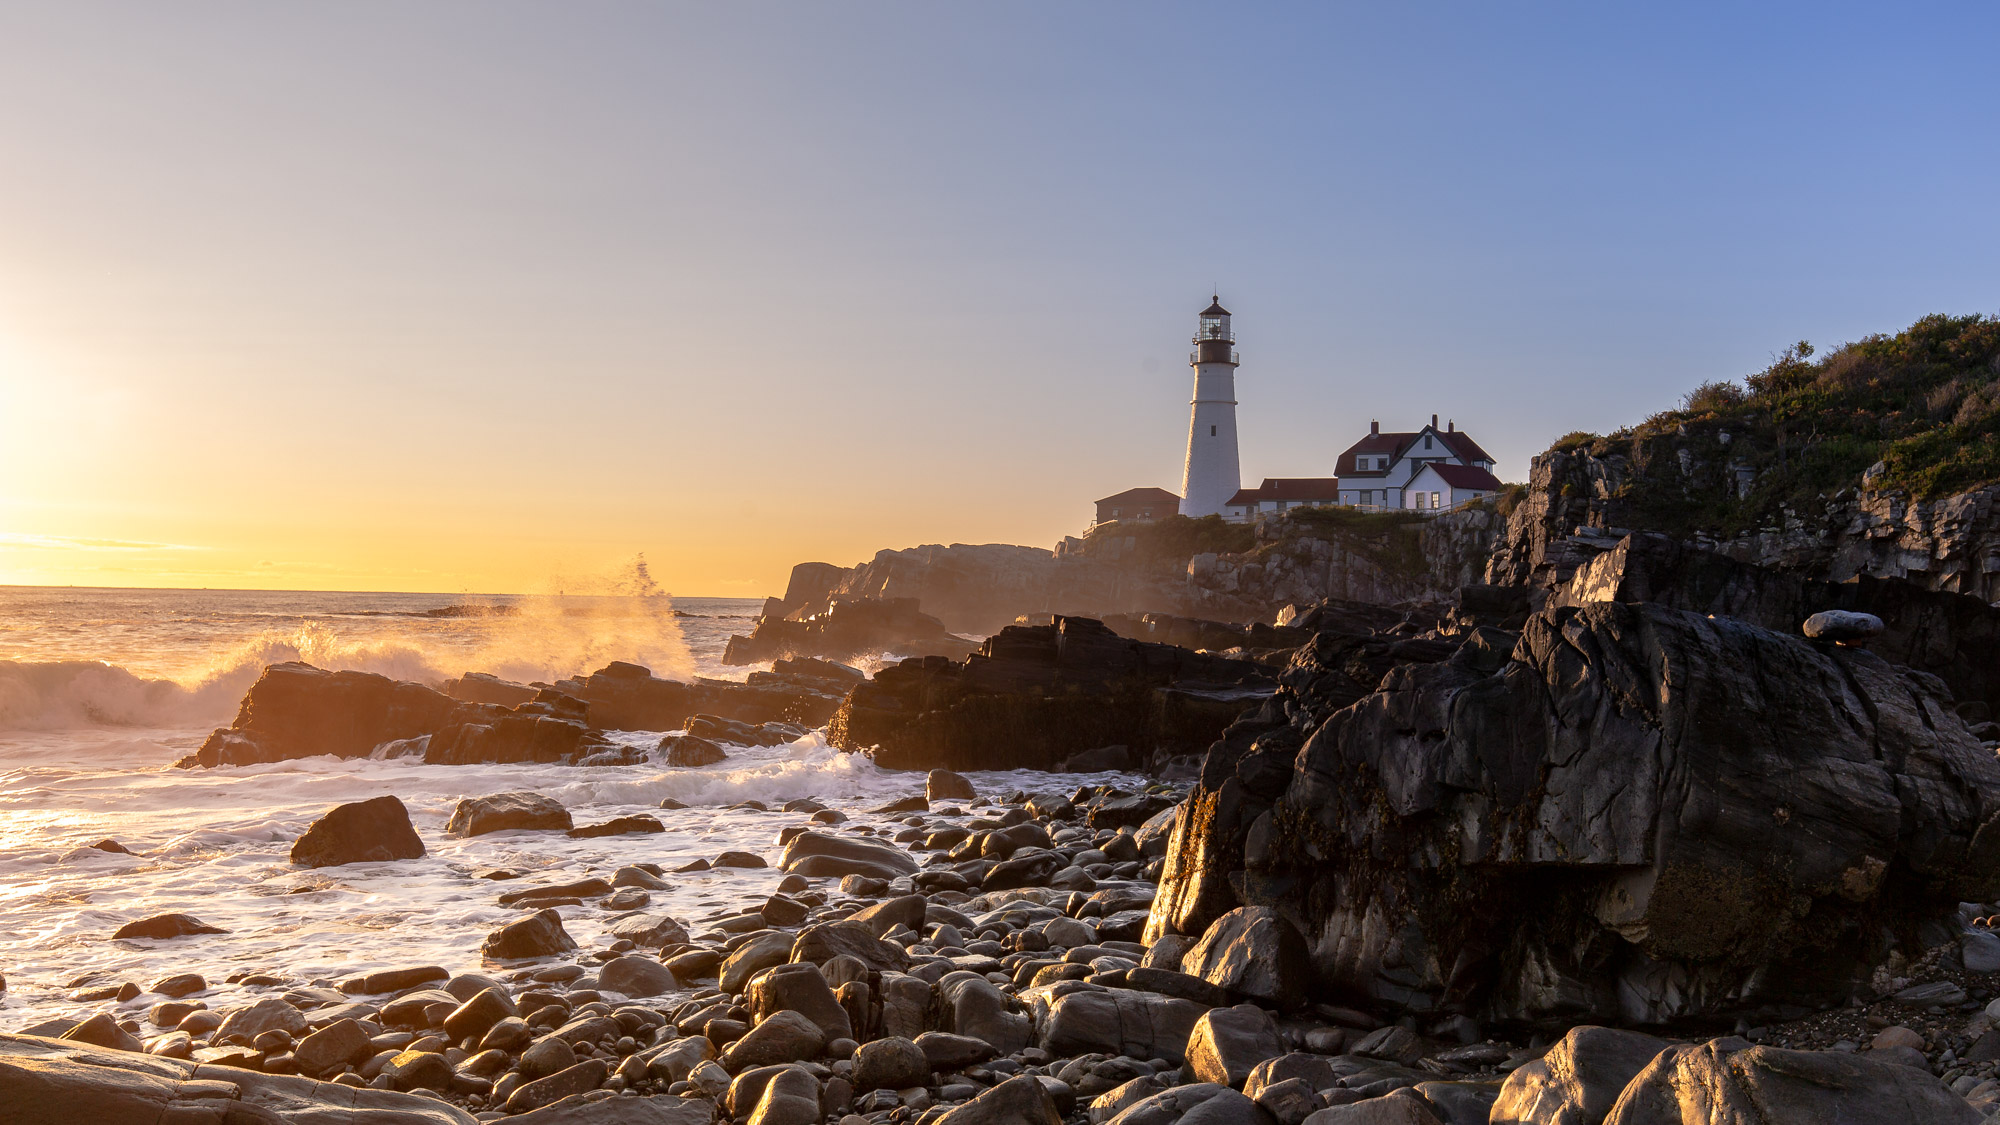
[1,3,1995,593]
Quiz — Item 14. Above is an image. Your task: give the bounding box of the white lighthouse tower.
[1178,296,1241,517]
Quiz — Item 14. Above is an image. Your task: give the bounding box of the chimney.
[1370,420,1379,436]
[1448,419,1455,432]
[1431,413,1438,429]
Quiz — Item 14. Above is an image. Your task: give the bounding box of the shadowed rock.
[290,795,424,867]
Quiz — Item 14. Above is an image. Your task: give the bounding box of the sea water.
[0,585,1095,1032]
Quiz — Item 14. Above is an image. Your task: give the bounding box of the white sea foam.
[0,585,1130,1034]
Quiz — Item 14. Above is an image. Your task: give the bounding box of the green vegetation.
[1084,513,1257,558]
[1568,313,2000,538]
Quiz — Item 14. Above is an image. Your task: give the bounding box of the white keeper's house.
[1091,297,1505,527]
[1332,417,1501,512]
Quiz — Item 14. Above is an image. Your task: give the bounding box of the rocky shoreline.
[11,754,2000,1124]
[16,521,2000,1122]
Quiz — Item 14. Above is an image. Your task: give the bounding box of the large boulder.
[111,913,225,940]
[482,908,576,960]
[1603,1039,1982,1124]
[178,661,614,768]
[1029,985,1207,1066]
[790,921,910,973]
[599,955,678,998]
[934,972,1031,1055]
[660,734,727,766]
[445,792,572,836]
[1491,1026,1671,1125]
[778,831,919,881]
[545,661,848,733]
[182,662,458,767]
[720,1010,824,1071]
[1184,1003,1283,1089]
[851,1035,931,1092]
[722,596,976,667]
[290,796,425,867]
[720,932,797,994]
[1149,599,2000,1026]
[746,963,852,1042]
[927,769,976,802]
[828,617,1274,772]
[936,1073,1063,1125]
[1181,906,1312,1009]
[0,1031,475,1124]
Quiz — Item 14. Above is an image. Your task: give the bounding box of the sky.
[1,3,1996,597]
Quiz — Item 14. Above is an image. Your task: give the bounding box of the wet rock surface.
[37,572,2000,1124]
[829,616,1275,772]
[1151,596,2000,1027]
[289,795,426,867]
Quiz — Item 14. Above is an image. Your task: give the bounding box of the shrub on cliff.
[1599,312,2000,536]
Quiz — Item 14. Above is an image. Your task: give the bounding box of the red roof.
[1415,462,1503,491]
[1437,430,1493,464]
[1226,478,1342,506]
[1335,425,1492,474]
[1096,486,1180,506]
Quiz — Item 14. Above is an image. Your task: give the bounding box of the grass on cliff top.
[1565,313,2000,535]
[1084,514,1258,558]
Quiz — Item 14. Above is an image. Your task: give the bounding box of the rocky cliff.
[776,508,1500,636]
[1488,438,2000,603]
[1488,312,2000,602]
[1147,597,2000,1030]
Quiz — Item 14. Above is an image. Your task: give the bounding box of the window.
[1210,425,1217,437]
[1424,435,1433,450]
[1431,492,1441,509]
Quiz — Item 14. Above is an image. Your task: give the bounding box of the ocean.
[0,585,1093,1033]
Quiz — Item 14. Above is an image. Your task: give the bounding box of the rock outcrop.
[0,1032,476,1124]
[180,656,862,770]
[1149,598,2000,1028]
[1552,531,2000,714]
[722,597,975,666]
[829,617,1274,772]
[547,661,850,732]
[290,795,425,867]
[775,510,1500,638]
[1487,437,2000,605]
[179,663,614,769]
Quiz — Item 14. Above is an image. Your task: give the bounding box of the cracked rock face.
[1150,599,2000,1028]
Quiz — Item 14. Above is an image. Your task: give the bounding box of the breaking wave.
[0,591,702,732]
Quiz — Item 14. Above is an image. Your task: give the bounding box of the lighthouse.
[1178,296,1241,518]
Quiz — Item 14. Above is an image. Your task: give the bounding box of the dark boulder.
[481,908,576,960]
[548,661,848,733]
[182,662,457,767]
[659,733,726,766]
[0,1032,476,1124]
[1150,599,2000,1027]
[111,913,226,940]
[723,596,976,666]
[1555,531,2000,714]
[179,661,615,769]
[445,792,572,836]
[926,768,976,802]
[443,671,538,706]
[290,796,424,867]
[423,689,614,765]
[1603,1038,1981,1124]
[778,831,919,881]
[829,617,1274,772]
[1180,906,1313,1009]
[566,815,664,839]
